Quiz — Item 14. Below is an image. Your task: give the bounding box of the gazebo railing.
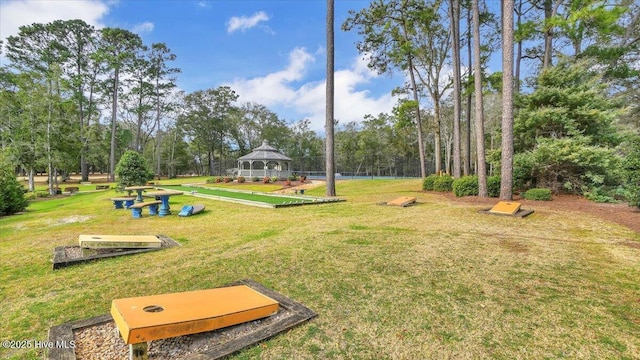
[238,169,292,179]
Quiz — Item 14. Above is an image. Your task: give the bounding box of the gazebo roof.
[237,140,292,162]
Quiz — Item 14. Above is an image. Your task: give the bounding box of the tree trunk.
[465,4,472,176]
[325,0,336,196]
[543,0,553,68]
[28,168,35,192]
[501,0,515,200]
[473,0,488,197]
[208,150,215,176]
[434,101,443,174]
[450,0,462,178]
[515,0,523,93]
[109,69,119,182]
[409,60,427,178]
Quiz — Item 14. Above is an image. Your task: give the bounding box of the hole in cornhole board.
[478,201,534,218]
[52,234,180,270]
[47,279,317,360]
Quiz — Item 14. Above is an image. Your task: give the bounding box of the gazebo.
[237,140,292,179]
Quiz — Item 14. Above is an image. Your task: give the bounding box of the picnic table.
[124,185,154,203]
[145,190,183,216]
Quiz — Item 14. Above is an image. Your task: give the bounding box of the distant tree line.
[1,0,639,206]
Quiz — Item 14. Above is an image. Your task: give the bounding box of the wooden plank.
[79,235,161,249]
[111,285,279,344]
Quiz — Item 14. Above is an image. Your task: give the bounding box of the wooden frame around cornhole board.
[52,235,180,270]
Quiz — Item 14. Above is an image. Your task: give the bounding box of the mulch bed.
[52,234,181,270]
[431,191,640,233]
[47,279,317,360]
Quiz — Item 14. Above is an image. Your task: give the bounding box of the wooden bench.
[96,185,110,190]
[64,186,79,194]
[129,200,162,218]
[111,197,136,209]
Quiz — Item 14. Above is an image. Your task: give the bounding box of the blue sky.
[0,0,405,132]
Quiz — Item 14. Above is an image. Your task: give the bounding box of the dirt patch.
[49,215,92,226]
[431,192,640,234]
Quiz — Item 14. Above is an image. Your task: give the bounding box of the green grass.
[159,184,316,205]
[1,179,639,359]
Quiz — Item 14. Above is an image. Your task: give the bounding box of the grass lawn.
[1,179,639,359]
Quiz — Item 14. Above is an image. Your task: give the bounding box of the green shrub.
[584,186,618,203]
[288,175,298,181]
[422,174,439,191]
[523,188,552,201]
[237,176,245,183]
[251,176,259,182]
[487,176,501,198]
[0,161,28,216]
[453,176,479,197]
[24,192,37,201]
[271,176,279,183]
[36,190,50,198]
[621,137,640,208]
[206,177,217,184]
[433,175,454,192]
[115,150,153,189]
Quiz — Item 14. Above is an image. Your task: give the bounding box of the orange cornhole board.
[111,285,279,344]
[386,196,417,207]
[79,235,161,249]
[489,201,522,215]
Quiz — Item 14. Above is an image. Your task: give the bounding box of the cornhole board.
[479,201,534,218]
[79,235,162,249]
[192,204,205,214]
[178,204,205,217]
[111,285,279,345]
[489,201,521,215]
[385,196,417,207]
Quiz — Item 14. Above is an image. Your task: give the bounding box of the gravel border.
[47,279,317,360]
[52,234,181,270]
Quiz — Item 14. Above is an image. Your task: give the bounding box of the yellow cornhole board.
[79,235,162,249]
[386,196,417,207]
[111,285,279,345]
[489,201,522,215]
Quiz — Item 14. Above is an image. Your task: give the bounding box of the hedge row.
[422,175,549,200]
[423,175,502,198]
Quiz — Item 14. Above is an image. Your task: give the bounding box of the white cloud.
[226,47,313,105]
[132,21,154,34]
[0,0,110,42]
[226,11,270,34]
[225,48,397,132]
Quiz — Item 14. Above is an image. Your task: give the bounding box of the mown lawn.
[159,184,316,205]
[1,179,639,359]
